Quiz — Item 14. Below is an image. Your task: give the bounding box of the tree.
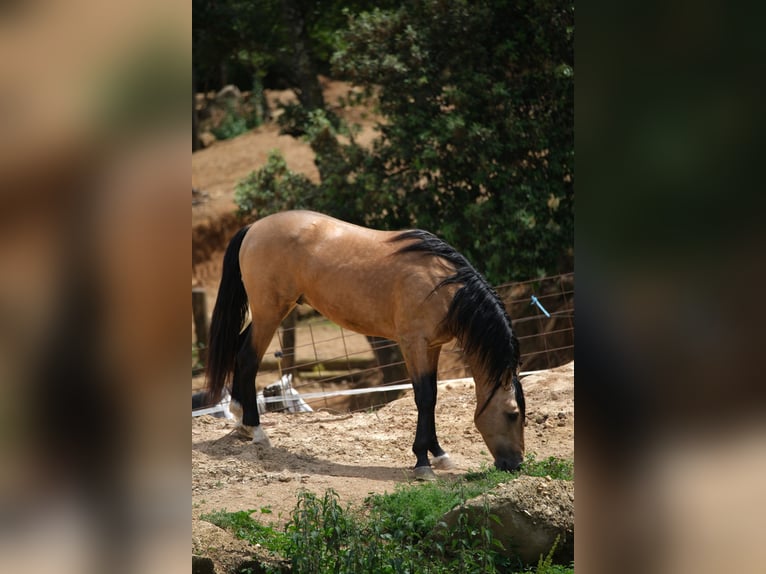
[236,0,574,284]
[192,1,402,102]
[332,0,574,282]
[280,0,325,110]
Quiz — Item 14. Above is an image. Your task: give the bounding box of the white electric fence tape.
[192,370,544,417]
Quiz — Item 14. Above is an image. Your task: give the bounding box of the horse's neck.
[464,352,494,404]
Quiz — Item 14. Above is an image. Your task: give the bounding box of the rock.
[436,475,573,565]
[192,188,210,206]
[199,131,217,147]
[215,84,243,106]
[192,519,289,574]
[192,555,215,574]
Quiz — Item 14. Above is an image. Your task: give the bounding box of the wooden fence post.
[192,288,209,366]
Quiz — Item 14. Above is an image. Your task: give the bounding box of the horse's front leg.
[407,345,455,480]
[411,372,456,479]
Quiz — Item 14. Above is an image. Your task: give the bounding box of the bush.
[234,149,316,216]
[211,103,261,141]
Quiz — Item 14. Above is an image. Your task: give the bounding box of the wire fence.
[192,272,573,414]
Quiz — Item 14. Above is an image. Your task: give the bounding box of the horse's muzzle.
[494,454,523,472]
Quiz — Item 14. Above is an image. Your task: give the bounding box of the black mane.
[390,229,523,418]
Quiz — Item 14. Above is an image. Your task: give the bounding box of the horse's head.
[473,373,525,471]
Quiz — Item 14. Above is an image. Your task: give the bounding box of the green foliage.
[285,490,357,573]
[368,454,572,545]
[365,467,510,544]
[275,101,313,137]
[211,111,249,140]
[193,0,398,91]
[445,496,516,572]
[366,480,460,544]
[193,0,281,90]
[464,455,573,485]
[200,508,289,556]
[235,108,375,223]
[330,0,574,283]
[234,149,315,215]
[231,1,573,284]
[531,535,574,574]
[276,101,344,137]
[211,104,258,141]
[517,454,574,481]
[202,456,574,573]
[211,81,265,141]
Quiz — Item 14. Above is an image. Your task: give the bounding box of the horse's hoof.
[236,424,254,440]
[432,454,455,470]
[251,425,272,447]
[413,466,437,481]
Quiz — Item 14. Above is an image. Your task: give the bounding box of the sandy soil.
[192,362,573,528]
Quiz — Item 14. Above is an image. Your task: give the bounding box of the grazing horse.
[204,210,525,479]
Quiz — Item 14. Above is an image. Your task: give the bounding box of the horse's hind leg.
[231,307,291,445]
[227,325,251,421]
[229,325,270,446]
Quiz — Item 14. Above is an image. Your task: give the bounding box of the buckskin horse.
[203,210,525,480]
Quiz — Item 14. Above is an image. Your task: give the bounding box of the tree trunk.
[280,0,325,111]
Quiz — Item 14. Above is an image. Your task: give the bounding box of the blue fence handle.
[530,295,551,318]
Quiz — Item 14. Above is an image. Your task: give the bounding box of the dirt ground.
[192,362,573,529]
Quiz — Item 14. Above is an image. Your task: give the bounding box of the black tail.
[204,225,251,404]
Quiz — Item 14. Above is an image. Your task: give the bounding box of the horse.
[203,210,525,480]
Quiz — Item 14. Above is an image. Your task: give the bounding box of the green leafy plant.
[530,535,574,574]
[210,105,250,140]
[234,149,315,216]
[211,97,262,141]
[365,466,511,544]
[464,454,574,483]
[200,508,289,556]
[202,456,574,573]
[518,454,574,481]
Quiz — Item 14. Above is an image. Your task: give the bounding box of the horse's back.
[240,211,397,275]
[239,211,454,341]
[245,210,389,245]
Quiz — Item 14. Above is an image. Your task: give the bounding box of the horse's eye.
[506,411,520,423]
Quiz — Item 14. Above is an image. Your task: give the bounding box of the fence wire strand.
[194,272,573,414]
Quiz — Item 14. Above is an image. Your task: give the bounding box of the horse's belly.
[301,287,398,340]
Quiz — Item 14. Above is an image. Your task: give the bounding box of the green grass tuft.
[518,454,574,481]
[200,454,574,573]
[200,508,289,555]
